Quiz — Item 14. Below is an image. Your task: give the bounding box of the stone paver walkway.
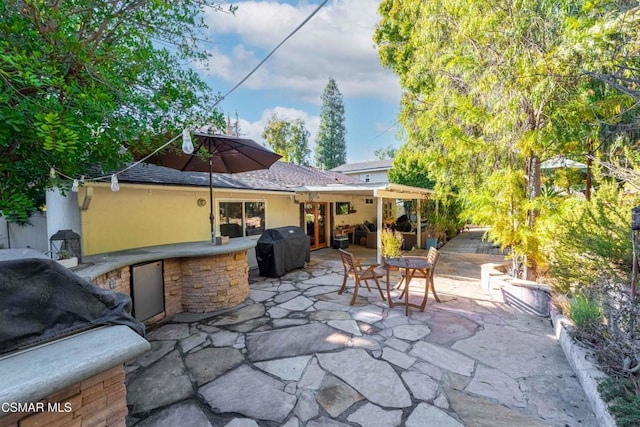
[124,229,597,426]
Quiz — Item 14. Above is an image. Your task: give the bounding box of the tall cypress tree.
[315,78,346,169]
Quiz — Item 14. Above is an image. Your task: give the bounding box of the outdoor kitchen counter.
[76,238,256,281]
[0,325,149,423]
[77,239,257,319]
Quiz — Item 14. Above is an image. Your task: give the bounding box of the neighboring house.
[331,159,393,184]
[42,160,433,266]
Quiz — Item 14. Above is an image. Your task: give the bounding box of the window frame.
[217,199,266,238]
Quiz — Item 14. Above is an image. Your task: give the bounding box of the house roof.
[112,161,361,192]
[330,159,393,174]
[98,160,432,201]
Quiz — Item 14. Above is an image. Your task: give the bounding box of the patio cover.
[292,182,434,200]
[293,182,434,263]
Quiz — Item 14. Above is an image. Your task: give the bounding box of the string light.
[110,174,120,192]
[47,132,184,187]
[42,0,330,188]
[182,129,194,154]
[71,179,79,192]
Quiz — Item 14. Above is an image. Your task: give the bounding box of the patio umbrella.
[541,156,587,170]
[139,132,281,238]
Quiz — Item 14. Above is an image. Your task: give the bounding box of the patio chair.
[397,247,441,303]
[338,249,386,305]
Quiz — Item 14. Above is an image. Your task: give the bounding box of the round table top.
[384,257,431,269]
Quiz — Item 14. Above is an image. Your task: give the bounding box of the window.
[219,201,265,237]
[365,198,374,205]
[364,174,371,183]
[336,201,351,215]
[245,201,265,236]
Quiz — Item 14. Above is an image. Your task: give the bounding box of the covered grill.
[256,226,310,277]
[0,254,144,355]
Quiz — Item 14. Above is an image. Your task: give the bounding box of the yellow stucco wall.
[79,184,299,255]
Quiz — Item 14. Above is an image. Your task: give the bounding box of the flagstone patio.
[124,230,597,427]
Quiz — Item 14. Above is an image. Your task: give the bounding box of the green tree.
[387,144,434,189]
[0,1,231,223]
[315,78,346,169]
[374,0,635,278]
[574,4,640,129]
[374,145,397,160]
[262,115,311,165]
[289,119,311,166]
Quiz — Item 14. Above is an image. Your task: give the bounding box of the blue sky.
[196,0,404,163]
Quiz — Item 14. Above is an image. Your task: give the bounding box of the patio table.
[384,256,432,316]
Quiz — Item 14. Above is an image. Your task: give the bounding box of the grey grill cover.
[0,258,145,355]
[256,226,310,277]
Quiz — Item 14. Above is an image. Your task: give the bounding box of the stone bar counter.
[77,238,257,325]
[0,326,149,427]
[0,240,255,426]
[0,249,150,427]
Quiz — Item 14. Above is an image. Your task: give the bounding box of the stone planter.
[56,256,78,268]
[480,262,551,317]
[500,279,551,317]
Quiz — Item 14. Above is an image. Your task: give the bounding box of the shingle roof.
[330,159,393,173]
[114,161,361,191]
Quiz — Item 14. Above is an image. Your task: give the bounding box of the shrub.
[568,293,602,330]
[380,229,403,259]
[569,280,640,427]
[548,181,638,294]
[599,378,640,427]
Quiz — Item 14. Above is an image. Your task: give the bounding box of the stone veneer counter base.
[76,239,257,322]
[0,325,149,426]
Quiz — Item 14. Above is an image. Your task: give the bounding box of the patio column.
[376,197,383,264]
[416,198,421,249]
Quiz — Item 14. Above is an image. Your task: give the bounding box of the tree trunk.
[525,153,541,280]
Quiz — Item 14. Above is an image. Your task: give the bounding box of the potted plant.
[380,228,404,263]
[424,223,439,250]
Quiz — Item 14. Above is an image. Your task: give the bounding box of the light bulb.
[49,168,56,178]
[71,179,79,192]
[182,129,194,154]
[110,174,120,192]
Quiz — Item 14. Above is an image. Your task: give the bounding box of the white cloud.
[201,0,401,104]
